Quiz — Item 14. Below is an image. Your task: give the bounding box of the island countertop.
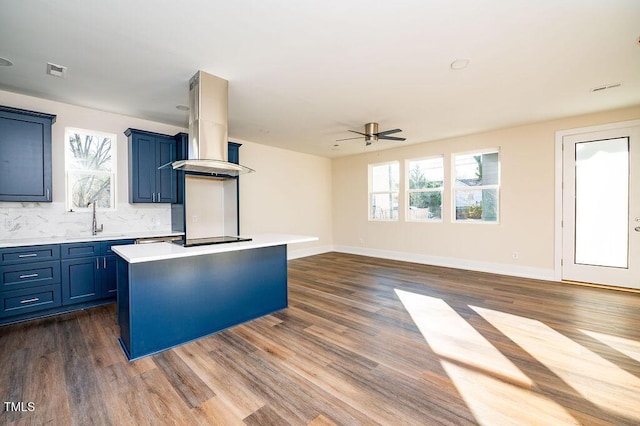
[112,233,318,263]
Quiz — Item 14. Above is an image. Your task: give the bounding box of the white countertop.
[0,231,184,249]
[112,234,318,263]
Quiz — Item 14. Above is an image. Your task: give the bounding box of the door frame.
[554,118,640,282]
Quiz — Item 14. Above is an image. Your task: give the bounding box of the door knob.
[636,226,640,232]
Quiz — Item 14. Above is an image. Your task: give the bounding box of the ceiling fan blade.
[375,128,402,136]
[379,136,406,141]
[335,136,365,141]
[348,130,368,136]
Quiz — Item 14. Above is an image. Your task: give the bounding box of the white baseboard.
[331,245,557,282]
[287,244,333,260]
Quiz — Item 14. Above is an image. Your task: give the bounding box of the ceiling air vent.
[46,62,67,78]
[590,83,621,93]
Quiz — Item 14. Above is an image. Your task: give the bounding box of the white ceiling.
[1,0,639,157]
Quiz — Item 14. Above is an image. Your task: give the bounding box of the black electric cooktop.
[173,236,253,247]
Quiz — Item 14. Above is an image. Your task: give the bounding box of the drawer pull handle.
[19,273,39,279]
[18,254,38,258]
[20,298,40,304]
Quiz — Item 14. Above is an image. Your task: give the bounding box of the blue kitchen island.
[112,234,317,360]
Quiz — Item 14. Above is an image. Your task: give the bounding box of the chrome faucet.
[88,202,104,236]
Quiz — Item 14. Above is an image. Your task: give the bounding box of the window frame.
[368,160,400,221]
[64,127,117,211]
[405,155,444,223]
[452,148,500,224]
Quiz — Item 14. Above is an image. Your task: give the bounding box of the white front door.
[561,123,640,289]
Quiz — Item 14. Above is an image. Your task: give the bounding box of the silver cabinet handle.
[152,192,156,202]
[18,253,38,258]
[46,189,50,201]
[103,257,106,268]
[96,258,99,269]
[20,298,40,304]
[19,273,39,279]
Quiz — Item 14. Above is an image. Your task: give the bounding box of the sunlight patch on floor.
[580,329,640,364]
[473,306,640,421]
[395,289,577,425]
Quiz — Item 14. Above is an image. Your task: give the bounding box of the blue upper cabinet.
[228,142,240,164]
[126,128,177,203]
[0,106,56,202]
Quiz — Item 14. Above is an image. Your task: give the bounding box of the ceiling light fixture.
[0,57,13,67]
[450,58,470,70]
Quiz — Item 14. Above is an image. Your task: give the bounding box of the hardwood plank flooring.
[2,252,640,425]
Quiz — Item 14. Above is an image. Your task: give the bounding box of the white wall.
[332,105,640,280]
[234,139,333,258]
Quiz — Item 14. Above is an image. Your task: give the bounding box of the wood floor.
[2,252,640,425]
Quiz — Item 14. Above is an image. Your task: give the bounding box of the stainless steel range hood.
[166,71,254,176]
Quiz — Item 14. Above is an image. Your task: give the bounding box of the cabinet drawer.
[0,261,61,291]
[0,244,60,265]
[1,285,61,318]
[101,239,135,255]
[61,242,101,259]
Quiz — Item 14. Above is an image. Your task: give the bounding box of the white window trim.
[405,155,444,223]
[64,127,117,211]
[368,160,400,221]
[451,148,500,224]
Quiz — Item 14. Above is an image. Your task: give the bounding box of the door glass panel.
[575,137,629,268]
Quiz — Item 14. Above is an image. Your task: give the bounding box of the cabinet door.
[156,136,176,203]
[129,133,156,203]
[102,255,118,298]
[61,258,101,305]
[0,107,54,202]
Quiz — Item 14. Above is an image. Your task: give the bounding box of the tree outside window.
[407,156,443,221]
[65,128,116,210]
[453,150,499,222]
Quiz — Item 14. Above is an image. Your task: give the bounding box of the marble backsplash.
[0,202,172,241]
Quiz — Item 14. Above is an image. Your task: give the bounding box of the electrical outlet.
[192,215,198,223]
[512,251,519,260]
[359,238,364,245]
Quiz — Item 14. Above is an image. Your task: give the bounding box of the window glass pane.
[455,152,498,186]
[67,132,113,171]
[372,163,399,192]
[575,137,628,268]
[68,172,112,209]
[65,128,115,210]
[371,193,398,220]
[455,188,498,221]
[409,191,442,220]
[409,157,443,189]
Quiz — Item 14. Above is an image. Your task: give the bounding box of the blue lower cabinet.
[61,258,102,304]
[0,285,62,318]
[118,244,288,360]
[102,255,118,297]
[0,260,61,292]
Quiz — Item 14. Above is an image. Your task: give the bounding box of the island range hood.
[166,71,254,176]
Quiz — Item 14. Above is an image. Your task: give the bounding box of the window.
[453,149,499,222]
[369,161,399,220]
[65,128,116,210]
[406,156,443,221]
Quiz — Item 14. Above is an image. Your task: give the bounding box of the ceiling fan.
[336,122,406,146]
